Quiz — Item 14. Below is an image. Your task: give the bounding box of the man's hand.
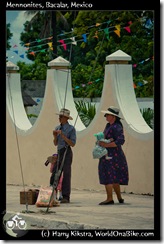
[53,130,62,136]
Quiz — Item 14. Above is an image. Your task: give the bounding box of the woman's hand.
[99,141,106,147]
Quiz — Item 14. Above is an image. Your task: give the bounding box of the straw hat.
[56,108,73,120]
[101,106,122,119]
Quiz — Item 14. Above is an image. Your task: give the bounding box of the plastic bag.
[92,145,108,159]
[35,186,55,207]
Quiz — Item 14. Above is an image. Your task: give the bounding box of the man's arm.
[55,130,75,147]
[53,130,58,146]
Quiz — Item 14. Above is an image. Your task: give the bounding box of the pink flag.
[124,26,131,33]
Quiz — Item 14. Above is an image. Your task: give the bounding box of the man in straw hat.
[97,106,129,205]
[50,108,76,203]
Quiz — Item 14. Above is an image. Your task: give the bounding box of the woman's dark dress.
[98,122,129,185]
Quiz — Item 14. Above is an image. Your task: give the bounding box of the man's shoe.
[99,200,114,205]
[60,198,70,203]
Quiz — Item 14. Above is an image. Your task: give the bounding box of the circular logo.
[3,212,29,238]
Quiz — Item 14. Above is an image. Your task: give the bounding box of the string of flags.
[72,76,150,91]
[7,18,132,58]
[6,16,153,63]
[133,79,150,89]
[23,22,132,53]
[72,78,103,90]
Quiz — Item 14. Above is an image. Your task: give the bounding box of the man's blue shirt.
[55,122,76,150]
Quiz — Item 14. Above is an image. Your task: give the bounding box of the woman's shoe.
[99,200,114,205]
[119,198,124,203]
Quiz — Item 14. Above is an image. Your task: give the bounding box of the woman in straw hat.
[50,108,76,203]
[98,106,129,205]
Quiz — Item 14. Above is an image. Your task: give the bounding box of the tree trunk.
[51,11,57,58]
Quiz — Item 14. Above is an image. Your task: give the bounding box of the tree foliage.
[6,23,13,50]
[18,10,154,98]
[75,100,96,126]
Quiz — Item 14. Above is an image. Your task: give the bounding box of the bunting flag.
[137,82,144,87]
[114,29,120,37]
[72,41,77,45]
[115,25,121,31]
[93,31,99,39]
[20,54,24,59]
[36,39,42,43]
[70,37,77,45]
[95,23,101,27]
[104,28,110,40]
[13,44,18,48]
[13,50,18,54]
[124,26,131,33]
[82,34,87,43]
[145,18,153,28]
[59,39,67,50]
[29,51,35,56]
[47,42,53,48]
[143,80,148,85]
[40,49,46,53]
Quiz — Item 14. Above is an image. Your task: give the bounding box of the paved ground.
[5,184,154,230]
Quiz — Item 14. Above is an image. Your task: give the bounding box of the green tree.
[17,61,47,80]
[18,10,154,99]
[75,100,96,127]
[21,11,69,60]
[71,10,154,98]
[6,23,13,50]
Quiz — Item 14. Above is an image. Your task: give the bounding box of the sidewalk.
[6,184,154,230]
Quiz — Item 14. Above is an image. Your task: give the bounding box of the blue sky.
[6,11,35,64]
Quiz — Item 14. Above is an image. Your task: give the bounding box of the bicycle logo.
[6,213,27,230]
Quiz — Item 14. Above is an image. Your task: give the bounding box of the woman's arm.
[99,141,117,148]
[99,125,125,148]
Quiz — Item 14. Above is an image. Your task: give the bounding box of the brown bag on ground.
[35,186,55,207]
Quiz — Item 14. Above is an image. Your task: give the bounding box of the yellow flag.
[115,24,121,31]
[114,29,120,37]
[47,42,53,48]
